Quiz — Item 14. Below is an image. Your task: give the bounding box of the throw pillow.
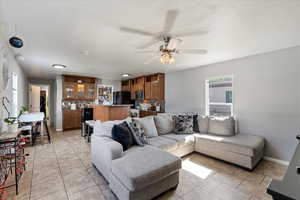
[173,115,193,134]
[111,121,134,151]
[198,115,209,133]
[126,121,148,146]
[192,114,200,132]
[154,114,174,135]
[133,116,159,138]
[208,116,235,136]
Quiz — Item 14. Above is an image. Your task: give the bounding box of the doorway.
[29,84,51,124]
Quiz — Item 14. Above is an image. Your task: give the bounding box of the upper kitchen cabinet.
[63,82,77,99]
[121,73,165,100]
[121,80,131,92]
[63,75,96,100]
[145,73,165,100]
[85,83,96,99]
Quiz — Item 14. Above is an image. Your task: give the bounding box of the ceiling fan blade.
[136,50,158,53]
[176,49,207,54]
[163,9,179,33]
[120,27,156,36]
[137,38,160,49]
[144,54,160,65]
[174,30,208,37]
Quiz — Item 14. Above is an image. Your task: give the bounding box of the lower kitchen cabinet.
[63,109,81,130]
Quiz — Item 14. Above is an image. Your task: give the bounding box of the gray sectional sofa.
[91,115,265,200]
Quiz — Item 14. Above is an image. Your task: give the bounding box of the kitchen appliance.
[135,90,144,100]
[113,91,132,105]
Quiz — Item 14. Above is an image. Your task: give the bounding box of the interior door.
[30,85,41,112]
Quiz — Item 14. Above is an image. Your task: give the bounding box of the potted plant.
[4,106,29,133]
[4,117,18,133]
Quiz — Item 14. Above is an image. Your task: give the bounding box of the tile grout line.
[53,141,70,200]
[67,138,106,199]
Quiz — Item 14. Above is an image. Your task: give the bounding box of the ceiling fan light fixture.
[160,53,174,64]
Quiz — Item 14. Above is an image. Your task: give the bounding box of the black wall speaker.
[9,36,24,48]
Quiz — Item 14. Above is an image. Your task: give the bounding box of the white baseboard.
[56,128,63,132]
[263,156,289,166]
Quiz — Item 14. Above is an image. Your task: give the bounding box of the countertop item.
[267,135,300,200]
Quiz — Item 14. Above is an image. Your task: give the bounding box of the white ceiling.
[0,0,300,80]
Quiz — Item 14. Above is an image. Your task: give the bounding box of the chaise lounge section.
[91,115,265,200]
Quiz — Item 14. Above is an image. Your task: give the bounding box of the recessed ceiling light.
[121,74,131,77]
[52,64,66,69]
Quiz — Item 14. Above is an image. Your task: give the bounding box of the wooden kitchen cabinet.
[121,80,131,92]
[121,73,165,100]
[64,82,77,99]
[63,75,96,100]
[63,109,81,130]
[85,83,96,99]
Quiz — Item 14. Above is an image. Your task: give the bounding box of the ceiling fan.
[120,9,208,64]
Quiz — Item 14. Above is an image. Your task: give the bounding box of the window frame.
[205,75,234,117]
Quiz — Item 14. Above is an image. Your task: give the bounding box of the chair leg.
[44,120,51,143]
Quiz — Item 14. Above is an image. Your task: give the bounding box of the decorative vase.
[7,123,18,133]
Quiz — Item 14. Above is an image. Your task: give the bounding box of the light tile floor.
[5,130,287,200]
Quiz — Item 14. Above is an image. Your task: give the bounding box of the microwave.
[135,90,144,100]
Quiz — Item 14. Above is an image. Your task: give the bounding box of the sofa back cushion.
[208,117,235,136]
[112,121,134,151]
[93,118,132,138]
[154,114,174,135]
[133,116,158,138]
[173,115,193,134]
[198,115,209,133]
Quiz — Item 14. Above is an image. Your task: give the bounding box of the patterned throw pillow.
[173,115,194,134]
[126,121,148,146]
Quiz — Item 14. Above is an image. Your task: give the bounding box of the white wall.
[55,75,63,131]
[0,34,28,132]
[166,46,300,161]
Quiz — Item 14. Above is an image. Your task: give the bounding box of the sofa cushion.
[133,116,159,138]
[93,118,132,138]
[111,146,181,191]
[198,115,209,133]
[147,136,178,152]
[173,115,193,134]
[208,117,235,136]
[154,114,174,135]
[194,133,264,157]
[162,134,195,148]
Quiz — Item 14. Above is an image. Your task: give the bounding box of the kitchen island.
[93,105,132,122]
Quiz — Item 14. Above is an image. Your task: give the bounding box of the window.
[206,76,233,116]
